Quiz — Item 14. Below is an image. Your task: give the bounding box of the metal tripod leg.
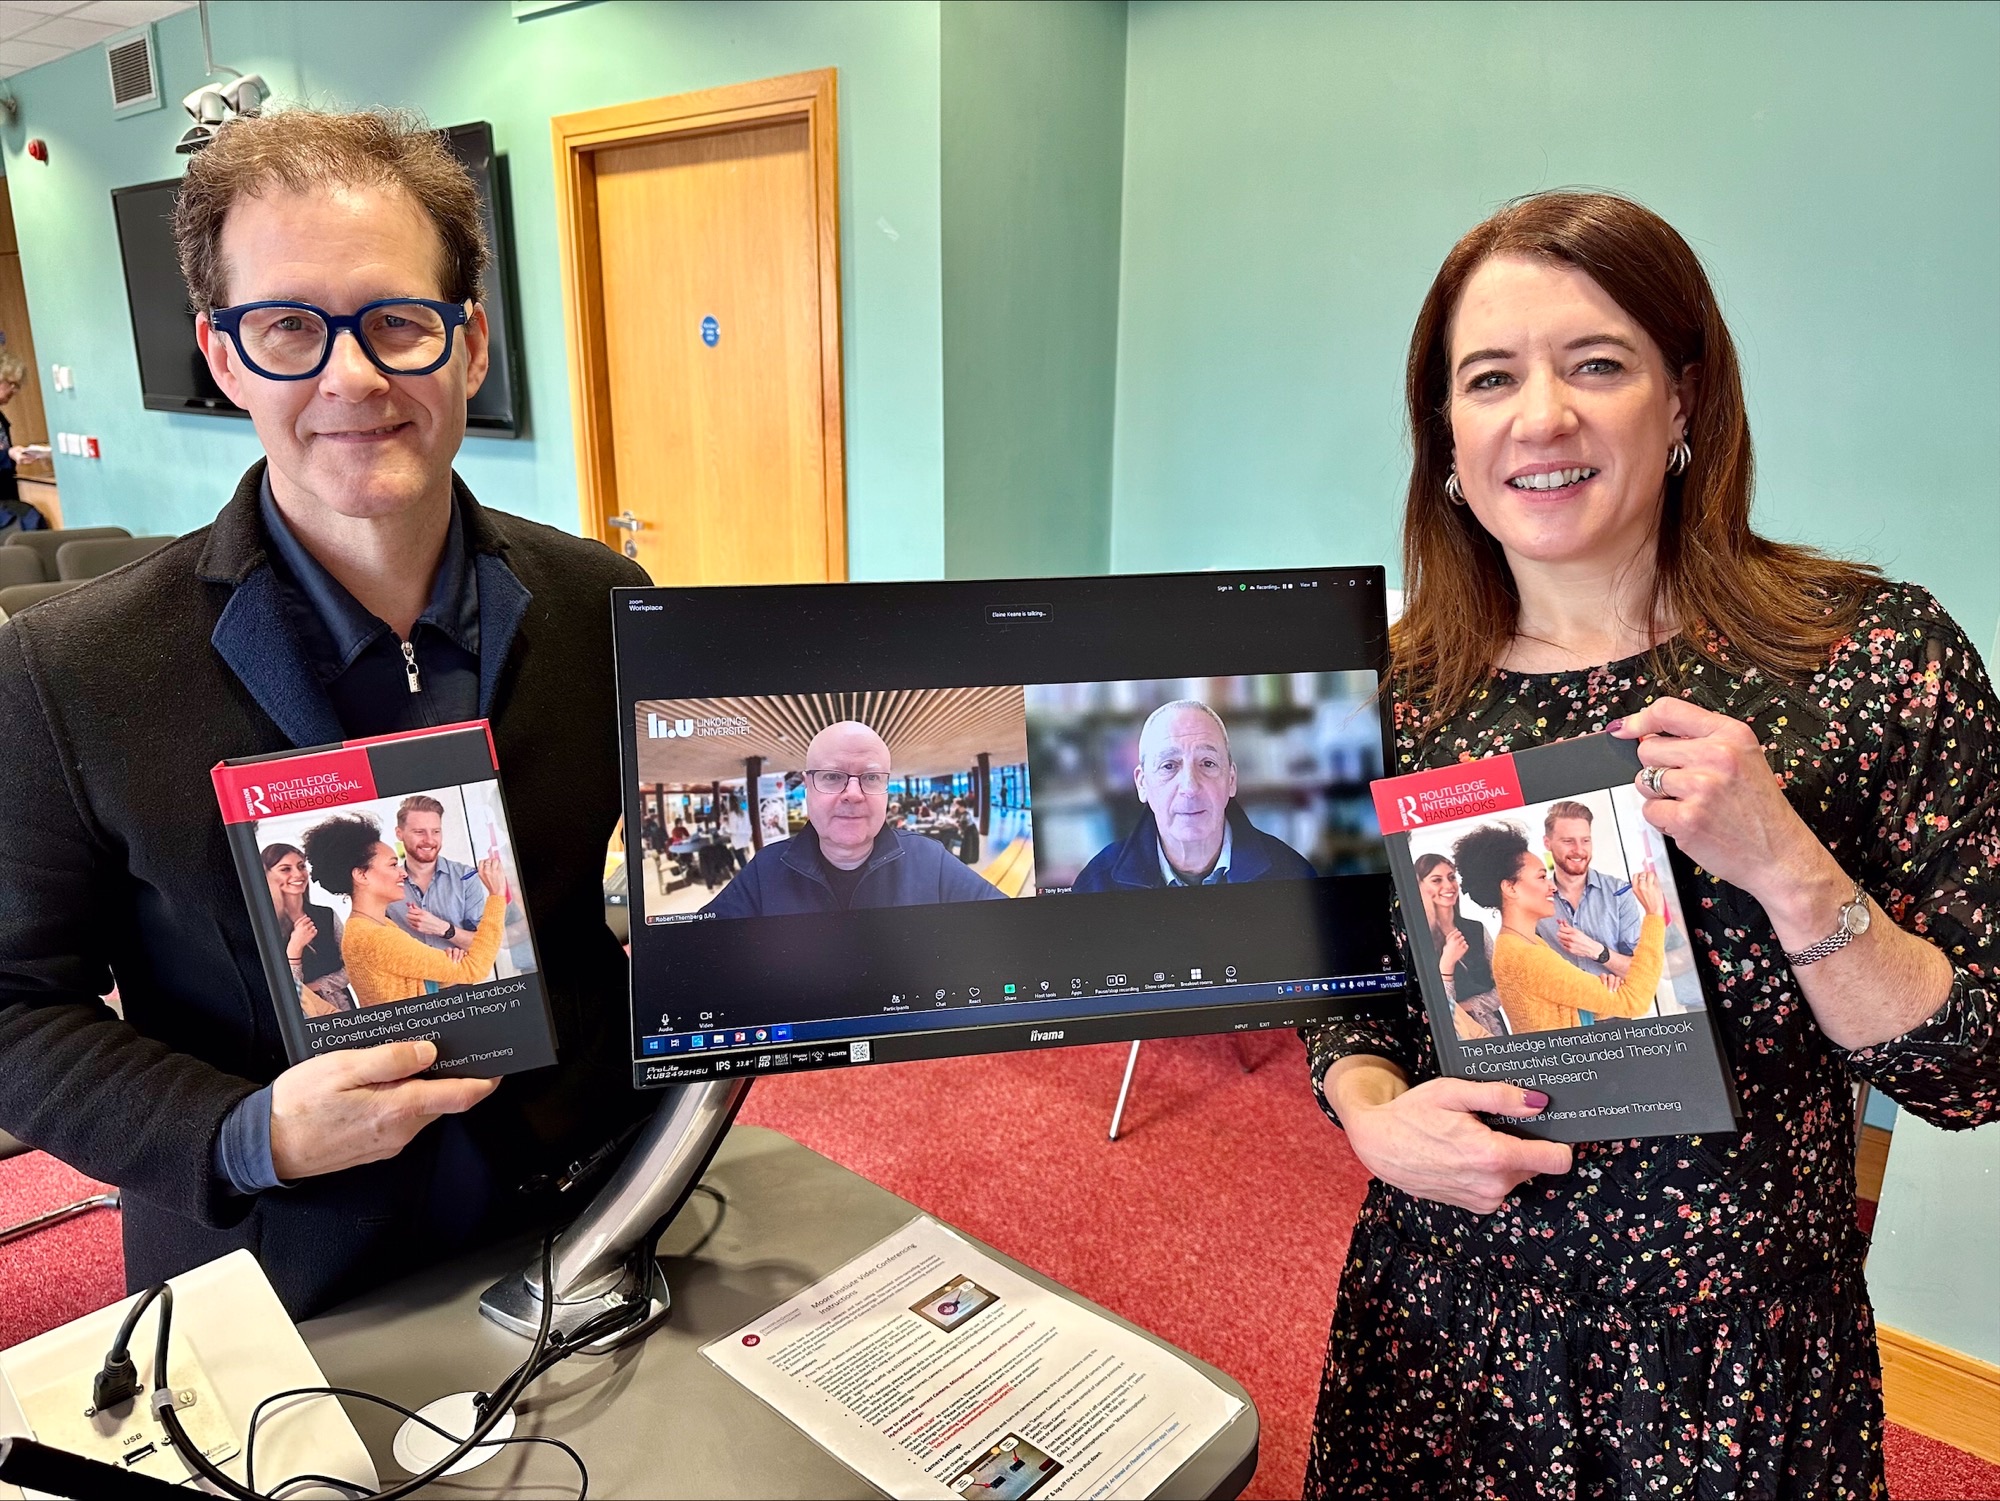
[1108,1040,1142,1141]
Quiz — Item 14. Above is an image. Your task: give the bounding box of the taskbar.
[631,976,1410,1089]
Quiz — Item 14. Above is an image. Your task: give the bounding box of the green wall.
[940,0,1125,578]
[1110,1,2000,646]
[4,0,949,578]
[1868,1114,2000,1367]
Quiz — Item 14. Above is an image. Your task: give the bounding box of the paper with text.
[702,1216,1243,1499]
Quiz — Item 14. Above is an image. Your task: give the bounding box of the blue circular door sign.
[701,315,719,347]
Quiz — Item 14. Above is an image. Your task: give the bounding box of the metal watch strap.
[1783,883,1866,968]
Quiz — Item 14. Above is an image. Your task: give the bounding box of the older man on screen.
[1536,800,1644,978]
[1072,700,1316,892]
[703,720,1006,917]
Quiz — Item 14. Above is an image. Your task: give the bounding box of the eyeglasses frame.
[207,297,472,381]
[804,769,892,796]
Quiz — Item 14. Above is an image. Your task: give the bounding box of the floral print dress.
[1302,583,2000,1500]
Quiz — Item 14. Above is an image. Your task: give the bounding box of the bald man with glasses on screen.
[1072,700,1317,892]
[703,721,1007,918]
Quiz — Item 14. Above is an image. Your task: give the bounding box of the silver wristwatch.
[1783,881,1871,967]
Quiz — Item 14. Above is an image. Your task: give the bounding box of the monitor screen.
[109,122,522,434]
[615,568,1406,1088]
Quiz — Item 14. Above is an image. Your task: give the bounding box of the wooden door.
[554,71,845,585]
[0,179,50,453]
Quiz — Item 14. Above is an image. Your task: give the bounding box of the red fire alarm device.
[27,139,48,164]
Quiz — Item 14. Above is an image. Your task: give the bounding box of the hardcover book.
[1371,733,1740,1142]
[211,721,557,1078]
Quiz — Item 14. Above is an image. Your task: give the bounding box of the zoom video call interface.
[615,568,1407,1087]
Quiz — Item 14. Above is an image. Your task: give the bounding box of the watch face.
[1847,900,1871,936]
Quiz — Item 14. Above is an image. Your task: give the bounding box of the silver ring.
[1640,765,1667,796]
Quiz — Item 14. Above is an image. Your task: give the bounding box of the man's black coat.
[0,463,652,1316]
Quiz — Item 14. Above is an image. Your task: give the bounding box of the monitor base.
[477,1256,672,1352]
[476,1077,749,1344]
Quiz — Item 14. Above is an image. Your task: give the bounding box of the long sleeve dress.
[1302,582,2000,1499]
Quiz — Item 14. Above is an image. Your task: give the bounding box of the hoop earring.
[1444,469,1466,505]
[1666,437,1692,477]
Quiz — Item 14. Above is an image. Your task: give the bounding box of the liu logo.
[647,713,696,740]
[1397,794,1422,827]
[243,786,271,817]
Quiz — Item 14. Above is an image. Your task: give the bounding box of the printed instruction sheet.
[702,1216,1244,1499]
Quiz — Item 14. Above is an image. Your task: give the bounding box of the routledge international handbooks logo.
[242,786,272,817]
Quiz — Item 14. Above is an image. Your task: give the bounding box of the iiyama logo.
[1028,1028,1065,1042]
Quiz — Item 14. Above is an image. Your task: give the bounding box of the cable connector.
[91,1283,169,1414]
[90,1353,141,1413]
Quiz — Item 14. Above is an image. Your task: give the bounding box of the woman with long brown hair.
[1305,191,1999,1497]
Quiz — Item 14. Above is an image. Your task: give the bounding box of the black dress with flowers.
[1302,583,2000,1500]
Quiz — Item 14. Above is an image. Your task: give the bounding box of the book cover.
[1371,733,1740,1142]
[211,721,557,1078]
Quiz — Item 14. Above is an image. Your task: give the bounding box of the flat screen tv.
[110,120,524,436]
[615,566,1406,1088]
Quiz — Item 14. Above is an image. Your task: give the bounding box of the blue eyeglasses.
[208,298,470,380]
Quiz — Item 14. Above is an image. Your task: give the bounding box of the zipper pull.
[401,639,421,694]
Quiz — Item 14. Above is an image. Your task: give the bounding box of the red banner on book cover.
[211,747,379,825]
[1371,755,1525,834]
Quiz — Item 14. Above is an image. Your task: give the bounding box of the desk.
[302,1126,1257,1498]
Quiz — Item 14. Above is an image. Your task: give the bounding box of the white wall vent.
[106,26,164,118]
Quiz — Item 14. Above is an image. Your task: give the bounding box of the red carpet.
[4,1038,1997,1499]
[0,1153,123,1352]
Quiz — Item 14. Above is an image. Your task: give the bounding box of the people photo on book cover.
[1402,785,1702,1043]
[247,780,537,1020]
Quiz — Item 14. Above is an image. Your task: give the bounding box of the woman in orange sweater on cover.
[301,813,506,1007]
[1450,821,1665,1033]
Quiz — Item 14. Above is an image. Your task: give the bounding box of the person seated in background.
[1536,800,1643,977]
[302,813,505,1006]
[386,794,486,953]
[704,720,1007,917]
[0,352,34,514]
[1072,700,1317,891]
[1412,852,1504,1039]
[261,842,352,1016]
[1450,821,1665,1034]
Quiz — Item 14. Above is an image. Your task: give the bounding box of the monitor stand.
[478,1078,750,1347]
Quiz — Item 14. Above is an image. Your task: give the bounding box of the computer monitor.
[613,567,1405,1089]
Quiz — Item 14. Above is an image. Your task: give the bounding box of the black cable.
[241,1387,587,1500]
[91,1282,169,1413]
[152,1234,562,1501]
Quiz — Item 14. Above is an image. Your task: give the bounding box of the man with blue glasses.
[0,108,651,1316]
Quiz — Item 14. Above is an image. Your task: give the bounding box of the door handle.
[608,512,645,531]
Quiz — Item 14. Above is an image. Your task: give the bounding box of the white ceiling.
[0,0,194,80]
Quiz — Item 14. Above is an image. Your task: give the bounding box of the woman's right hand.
[1631,867,1665,917]
[286,915,318,961]
[1336,1074,1574,1214]
[477,855,505,896]
[1438,926,1469,975]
